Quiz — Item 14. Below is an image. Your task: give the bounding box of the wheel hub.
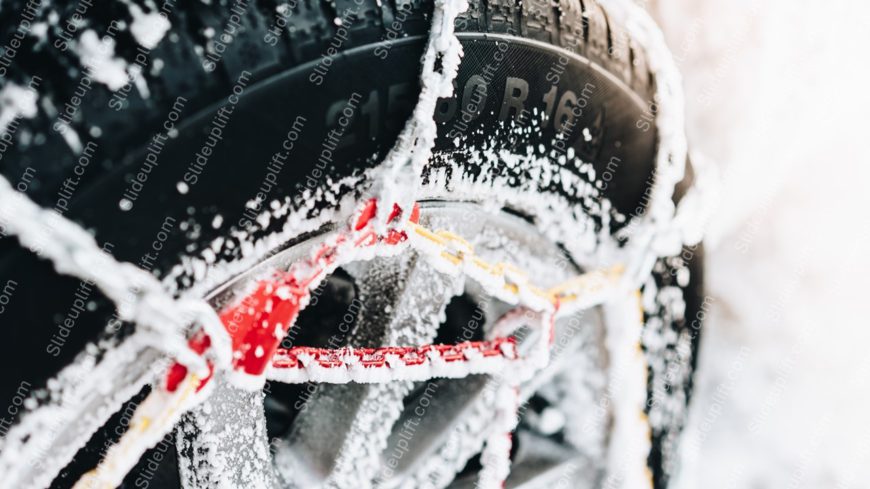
[172,201,613,489]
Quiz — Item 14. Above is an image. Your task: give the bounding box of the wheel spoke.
[448,431,595,489]
[177,376,280,489]
[377,375,492,488]
[392,376,498,489]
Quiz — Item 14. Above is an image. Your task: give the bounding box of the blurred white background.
[649,0,870,487]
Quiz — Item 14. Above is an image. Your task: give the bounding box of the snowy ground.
[650,0,870,487]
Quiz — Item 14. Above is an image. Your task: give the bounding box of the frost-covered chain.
[0,176,231,375]
[477,383,521,488]
[267,338,518,383]
[406,221,624,316]
[474,308,555,488]
[73,373,204,489]
[375,0,468,223]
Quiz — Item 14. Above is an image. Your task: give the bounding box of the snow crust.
[128,5,171,50]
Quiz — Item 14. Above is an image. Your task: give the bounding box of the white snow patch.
[78,30,130,90]
[0,83,38,135]
[129,5,171,49]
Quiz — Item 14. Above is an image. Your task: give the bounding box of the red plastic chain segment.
[271,337,518,371]
[355,198,378,230]
[218,276,309,376]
